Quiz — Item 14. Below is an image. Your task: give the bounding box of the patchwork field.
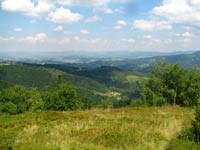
[0,106,194,150]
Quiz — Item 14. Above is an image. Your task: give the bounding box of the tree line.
[142,62,200,107]
[0,74,132,114]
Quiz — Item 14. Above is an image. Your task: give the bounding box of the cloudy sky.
[0,0,200,53]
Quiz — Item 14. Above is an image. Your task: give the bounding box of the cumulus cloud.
[26,1,52,16]
[113,20,127,30]
[117,20,127,26]
[176,32,193,37]
[85,16,101,23]
[1,0,34,12]
[20,33,46,43]
[54,0,110,6]
[47,7,83,23]
[1,0,52,16]
[152,0,200,25]
[14,28,23,32]
[182,32,193,37]
[54,25,63,31]
[144,35,153,39]
[133,20,172,31]
[80,29,90,34]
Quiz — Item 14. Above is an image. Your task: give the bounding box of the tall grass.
[0,106,194,150]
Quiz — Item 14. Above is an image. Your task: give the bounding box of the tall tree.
[142,62,200,106]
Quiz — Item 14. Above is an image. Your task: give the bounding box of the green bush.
[43,83,80,111]
[192,106,200,142]
[0,102,17,115]
[99,99,113,109]
[130,99,144,107]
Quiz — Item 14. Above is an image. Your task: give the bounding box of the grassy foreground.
[0,107,194,150]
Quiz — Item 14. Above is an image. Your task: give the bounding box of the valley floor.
[0,107,194,150]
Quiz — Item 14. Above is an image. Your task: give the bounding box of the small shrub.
[99,99,113,109]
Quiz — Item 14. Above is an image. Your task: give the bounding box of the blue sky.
[0,0,200,53]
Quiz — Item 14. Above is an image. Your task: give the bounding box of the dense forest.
[1,61,200,113]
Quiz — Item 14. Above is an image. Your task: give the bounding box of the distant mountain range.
[0,50,196,64]
[0,51,200,75]
[65,51,200,74]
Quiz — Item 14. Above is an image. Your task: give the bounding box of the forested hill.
[0,63,145,101]
[0,63,109,102]
[67,51,200,74]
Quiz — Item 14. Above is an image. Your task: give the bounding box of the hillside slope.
[0,107,194,150]
[0,63,147,101]
[0,63,108,102]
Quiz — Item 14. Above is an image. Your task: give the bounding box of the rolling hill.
[0,63,108,102]
[43,64,147,98]
[0,63,146,101]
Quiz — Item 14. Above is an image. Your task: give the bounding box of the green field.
[126,74,148,83]
[0,106,194,150]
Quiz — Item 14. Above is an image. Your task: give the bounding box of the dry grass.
[0,106,194,150]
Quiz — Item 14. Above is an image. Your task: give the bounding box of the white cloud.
[58,38,71,45]
[113,20,127,30]
[144,35,152,39]
[72,36,100,44]
[54,25,63,31]
[64,30,73,35]
[121,38,135,43]
[152,0,200,25]
[182,32,193,37]
[182,38,192,43]
[117,20,127,26]
[85,16,101,23]
[20,33,46,43]
[133,20,155,31]
[176,32,193,37]
[80,29,90,34]
[74,36,80,42]
[93,7,113,14]
[0,36,14,41]
[114,8,124,13]
[26,1,52,16]
[1,0,52,16]
[54,0,110,6]
[1,0,34,12]
[47,7,83,23]
[176,38,192,47]
[149,38,172,45]
[14,28,23,32]
[133,20,172,31]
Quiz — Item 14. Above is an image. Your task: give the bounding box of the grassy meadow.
[0,106,194,150]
